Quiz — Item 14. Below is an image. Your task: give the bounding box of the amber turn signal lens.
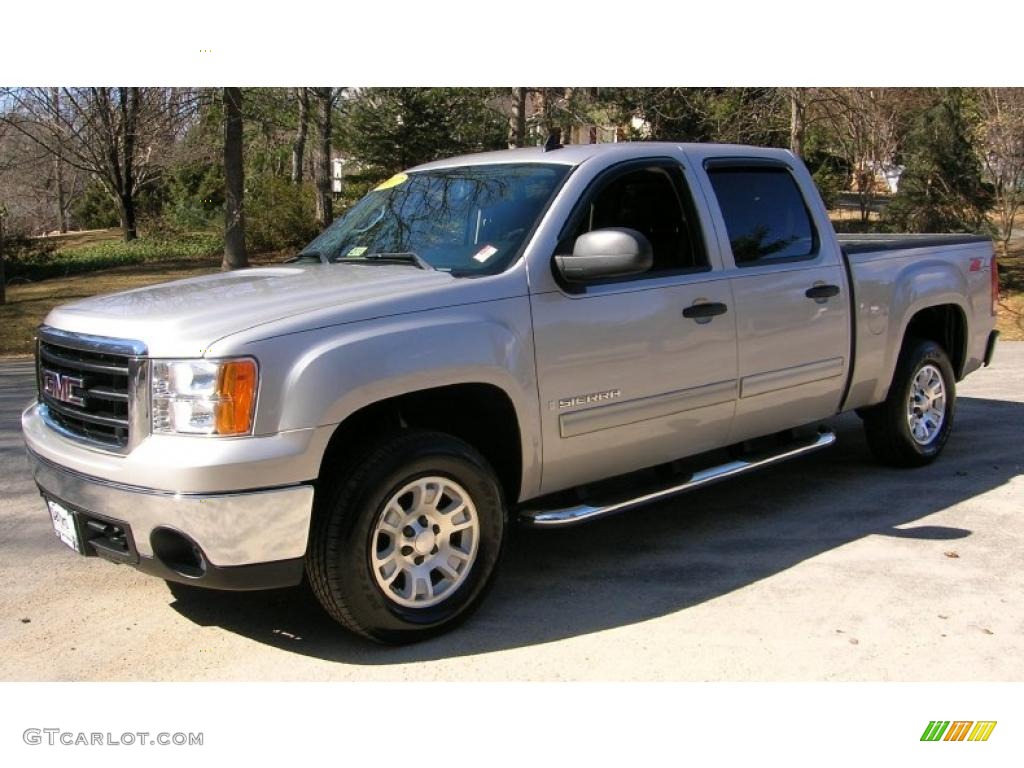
[215,359,258,435]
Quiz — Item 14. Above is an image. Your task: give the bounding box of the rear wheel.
[306,430,506,644]
[862,338,956,467]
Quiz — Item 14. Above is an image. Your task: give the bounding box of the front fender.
[245,296,542,499]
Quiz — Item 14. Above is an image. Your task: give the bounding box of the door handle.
[805,284,840,300]
[682,302,728,320]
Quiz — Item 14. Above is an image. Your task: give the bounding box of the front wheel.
[306,430,506,644]
[862,338,956,467]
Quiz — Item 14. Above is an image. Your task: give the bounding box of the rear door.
[700,159,851,443]
[530,156,738,494]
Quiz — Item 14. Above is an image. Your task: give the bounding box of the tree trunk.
[513,87,527,147]
[561,87,573,146]
[855,167,873,223]
[119,87,139,242]
[50,88,68,233]
[539,88,552,131]
[55,154,67,233]
[222,87,247,270]
[117,192,137,241]
[314,88,333,230]
[789,91,804,158]
[291,87,309,184]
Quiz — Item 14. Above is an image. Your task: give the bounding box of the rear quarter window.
[707,166,817,266]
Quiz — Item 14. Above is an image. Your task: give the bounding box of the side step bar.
[519,430,836,528]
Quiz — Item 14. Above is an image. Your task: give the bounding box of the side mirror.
[554,227,653,283]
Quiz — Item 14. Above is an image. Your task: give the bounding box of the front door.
[530,158,738,495]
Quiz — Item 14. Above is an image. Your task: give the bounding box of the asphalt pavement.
[1,345,1021,681]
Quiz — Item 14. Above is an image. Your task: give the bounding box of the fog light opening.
[150,527,207,578]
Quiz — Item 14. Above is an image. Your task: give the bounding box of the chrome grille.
[36,327,147,451]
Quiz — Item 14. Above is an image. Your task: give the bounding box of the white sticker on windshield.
[347,246,368,257]
[473,244,498,263]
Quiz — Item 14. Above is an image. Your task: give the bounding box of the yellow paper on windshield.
[375,173,408,191]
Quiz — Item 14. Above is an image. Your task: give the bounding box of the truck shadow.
[166,396,1023,665]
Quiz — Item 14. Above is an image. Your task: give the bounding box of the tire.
[306,429,506,644]
[862,338,956,467]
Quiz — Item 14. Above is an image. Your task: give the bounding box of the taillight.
[991,254,999,316]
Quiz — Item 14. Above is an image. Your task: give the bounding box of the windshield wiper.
[361,252,434,271]
[287,249,328,264]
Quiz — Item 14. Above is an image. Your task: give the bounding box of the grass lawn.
[997,241,1024,341]
[1,247,284,356]
[2,257,221,355]
[30,227,124,250]
[7,228,224,282]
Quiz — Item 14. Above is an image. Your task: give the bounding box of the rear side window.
[707,166,817,266]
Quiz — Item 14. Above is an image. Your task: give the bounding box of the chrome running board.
[519,431,836,528]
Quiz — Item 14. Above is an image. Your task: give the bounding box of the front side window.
[707,166,817,265]
[565,165,706,273]
[301,163,570,275]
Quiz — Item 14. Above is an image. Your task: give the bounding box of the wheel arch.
[903,303,968,378]
[316,382,526,504]
[876,293,969,404]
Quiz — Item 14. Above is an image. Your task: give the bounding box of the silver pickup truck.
[22,142,999,643]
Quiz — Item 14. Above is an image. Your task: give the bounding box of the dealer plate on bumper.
[47,498,81,553]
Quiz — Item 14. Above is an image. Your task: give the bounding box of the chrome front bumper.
[27,446,314,589]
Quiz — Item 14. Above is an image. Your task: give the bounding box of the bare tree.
[0,126,72,234]
[222,88,247,270]
[0,122,12,304]
[977,88,1024,255]
[0,87,195,241]
[43,89,85,233]
[0,90,80,234]
[0,204,7,306]
[291,87,310,184]
[312,87,339,230]
[812,88,906,221]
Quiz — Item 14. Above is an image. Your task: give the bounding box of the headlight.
[151,358,258,436]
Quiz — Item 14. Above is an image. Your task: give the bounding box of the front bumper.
[27,447,313,590]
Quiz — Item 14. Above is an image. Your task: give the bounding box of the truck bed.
[838,230,995,415]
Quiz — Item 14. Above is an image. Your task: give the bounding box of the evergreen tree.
[886,89,992,233]
[339,88,508,175]
[601,87,788,146]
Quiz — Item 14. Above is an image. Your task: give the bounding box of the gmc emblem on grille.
[41,369,85,406]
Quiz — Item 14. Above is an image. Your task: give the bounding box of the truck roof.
[410,142,796,172]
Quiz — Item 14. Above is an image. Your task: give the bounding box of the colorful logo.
[921,721,997,742]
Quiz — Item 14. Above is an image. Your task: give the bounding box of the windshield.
[300,163,571,275]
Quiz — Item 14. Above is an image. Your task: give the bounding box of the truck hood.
[43,263,479,356]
